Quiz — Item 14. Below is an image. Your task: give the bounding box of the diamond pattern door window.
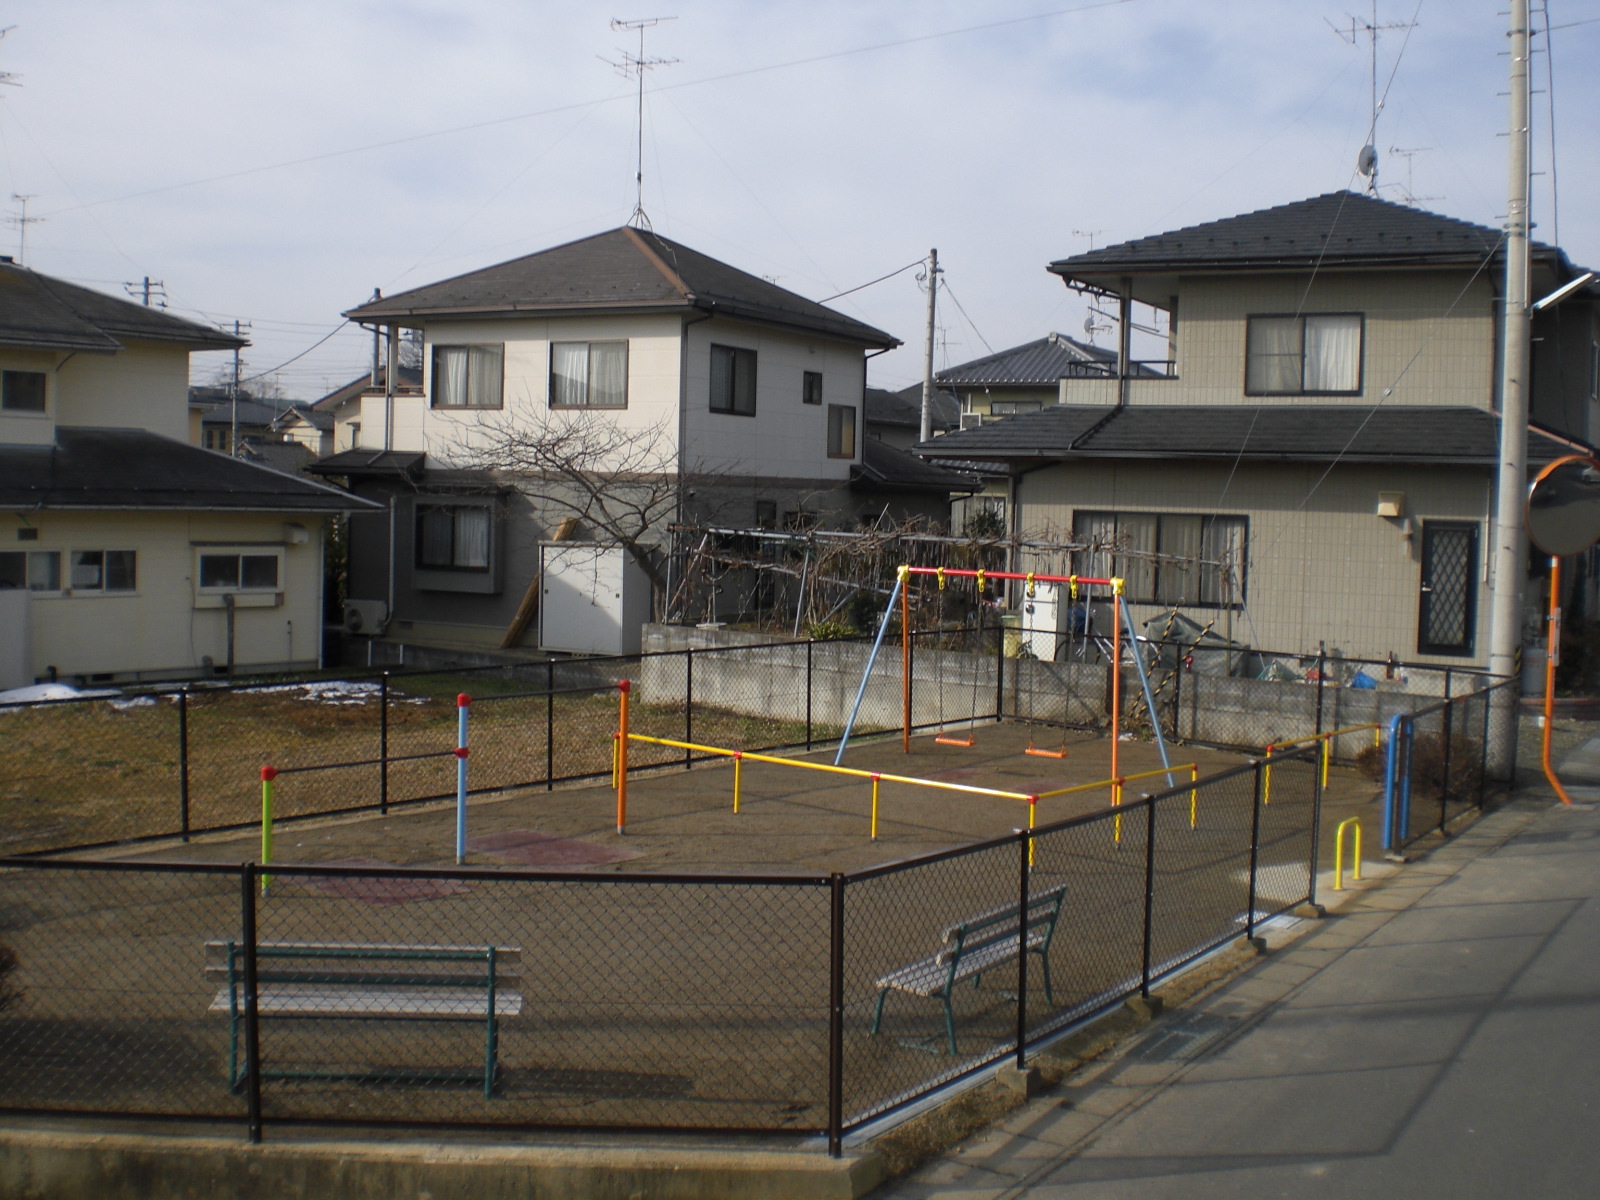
[1418,522,1479,656]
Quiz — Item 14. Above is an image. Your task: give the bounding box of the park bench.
[206,940,523,1098]
[869,885,1067,1055]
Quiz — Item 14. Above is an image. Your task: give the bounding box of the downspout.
[385,325,399,451]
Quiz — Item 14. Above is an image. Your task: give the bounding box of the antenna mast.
[6,194,40,264]
[1328,3,1414,192]
[605,16,677,230]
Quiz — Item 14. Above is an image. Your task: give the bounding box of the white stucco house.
[312,225,962,651]
[0,260,377,686]
[917,192,1600,672]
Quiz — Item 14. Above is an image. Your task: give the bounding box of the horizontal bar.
[904,567,1115,586]
[1033,763,1197,800]
[626,734,1034,802]
[271,757,380,776]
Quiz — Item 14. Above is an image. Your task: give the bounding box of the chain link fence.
[1383,680,1511,851]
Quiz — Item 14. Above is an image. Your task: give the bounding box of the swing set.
[832,565,1176,792]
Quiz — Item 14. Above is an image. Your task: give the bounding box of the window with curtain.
[802,370,823,405]
[416,504,492,571]
[550,341,628,408]
[431,345,504,408]
[710,344,757,415]
[66,549,137,593]
[1245,314,1362,395]
[197,551,279,592]
[827,404,856,458]
[1073,511,1247,608]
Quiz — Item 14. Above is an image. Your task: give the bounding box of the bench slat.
[205,940,521,963]
[203,965,523,984]
[210,984,523,1019]
[876,931,1048,996]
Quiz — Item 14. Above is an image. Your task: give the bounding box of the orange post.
[901,569,912,754]
[616,680,630,833]
[1110,584,1123,790]
[1544,555,1574,805]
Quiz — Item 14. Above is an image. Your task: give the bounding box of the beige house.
[919,192,1600,671]
[316,226,910,650]
[0,261,375,685]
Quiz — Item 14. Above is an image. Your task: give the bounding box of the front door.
[1418,521,1479,656]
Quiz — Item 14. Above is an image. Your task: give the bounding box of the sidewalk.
[878,775,1600,1197]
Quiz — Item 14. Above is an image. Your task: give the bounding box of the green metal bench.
[207,940,522,1098]
[869,886,1067,1054]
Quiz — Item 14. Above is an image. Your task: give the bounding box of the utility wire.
[940,278,994,356]
[820,258,924,304]
[239,322,352,385]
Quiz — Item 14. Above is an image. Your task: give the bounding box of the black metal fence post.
[240,863,263,1143]
[546,661,555,790]
[806,640,814,751]
[379,672,390,815]
[1439,694,1456,832]
[178,689,191,841]
[1313,643,1326,737]
[1479,686,1493,806]
[1307,744,1325,908]
[1246,762,1263,940]
[1016,828,1030,1065]
[827,872,845,1157]
[684,649,694,770]
[1141,797,1156,997]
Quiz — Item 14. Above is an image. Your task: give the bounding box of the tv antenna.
[1071,228,1105,251]
[1327,3,1416,192]
[6,194,40,263]
[1386,145,1440,207]
[0,27,20,90]
[602,16,677,231]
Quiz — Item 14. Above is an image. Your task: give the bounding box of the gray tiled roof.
[0,263,245,352]
[0,428,377,511]
[936,333,1119,386]
[916,404,1578,466]
[1049,191,1572,278]
[854,438,977,494]
[305,448,427,479]
[863,385,960,430]
[310,366,423,413]
[345,227,898,347]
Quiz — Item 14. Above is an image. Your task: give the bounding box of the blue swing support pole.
[835,568,907,766]
[1118,594,1176,784]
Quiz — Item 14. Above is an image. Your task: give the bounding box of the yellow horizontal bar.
[1272,722,1381,752]
[626,734,1035,802]
[1034,763,1198,801]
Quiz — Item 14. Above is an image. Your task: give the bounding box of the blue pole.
[1380,712,1404,850]
[1118,594,1174,781]
[835,572,905,766]
[455,693,471,864]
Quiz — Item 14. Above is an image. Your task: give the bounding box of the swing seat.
[935,731,976,748]
[1025,740,1068,759]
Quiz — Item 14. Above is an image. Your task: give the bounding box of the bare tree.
[453,410,684,591]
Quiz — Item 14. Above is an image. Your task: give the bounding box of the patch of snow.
[239,680,382,705]
[0,683,121,705]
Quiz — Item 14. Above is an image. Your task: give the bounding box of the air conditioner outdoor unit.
[959,412,984,430]
[342,599,388,635]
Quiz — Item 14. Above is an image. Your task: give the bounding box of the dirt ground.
[97,723,1381,877]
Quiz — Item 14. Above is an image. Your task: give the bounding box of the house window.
[710,344,757,415]
[827,404,856,458]
[1075,511,1247,608]
[551,341,628,408]
[198,551,280,592]
[1245,314,1362,395]
[432,345,504,408]
[203,427,232,451]
[67,549,137,594]
[416,504,491,572]
[1,370,45,412]
[802,370,823,405]
[989,400,1043,416]
[0,550,60,591]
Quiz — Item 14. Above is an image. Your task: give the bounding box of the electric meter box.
[538,543,651,656]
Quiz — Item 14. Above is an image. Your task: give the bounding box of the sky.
[0,1,1595,399]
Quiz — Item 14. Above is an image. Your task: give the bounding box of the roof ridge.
[624,226,693,300]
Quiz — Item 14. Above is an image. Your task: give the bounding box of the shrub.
[1353,733,1482,799]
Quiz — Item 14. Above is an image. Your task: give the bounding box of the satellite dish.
[1526,455,1600,556]
[1083,315,1096,334]
[1357,144,1378,178]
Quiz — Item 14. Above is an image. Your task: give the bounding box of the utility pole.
[6,194,40,263]
[919,248,940,444]
[229,320,251,457]
[1487,0,1531,759]
[123,276,167,307]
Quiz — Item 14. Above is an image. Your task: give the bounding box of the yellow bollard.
[1262,745,1274,806]
[1321,735,1332,788]
[733,752,743,813]
[1334,817,1362,891]
[870,774,880,840]
[1189,764,1199,829]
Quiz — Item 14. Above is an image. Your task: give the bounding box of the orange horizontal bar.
[626,734,1035,803]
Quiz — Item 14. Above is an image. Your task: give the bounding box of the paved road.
[880,780,1600,1198]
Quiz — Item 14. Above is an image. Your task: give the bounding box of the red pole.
[617,680,631,833]
[1543,556,1573,804]
[1110,588,1123,789]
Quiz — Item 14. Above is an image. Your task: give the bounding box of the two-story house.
[916,192,1600,671]
[0,260,376,687]
[936,332,1129,428]
[311,226,902,651]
